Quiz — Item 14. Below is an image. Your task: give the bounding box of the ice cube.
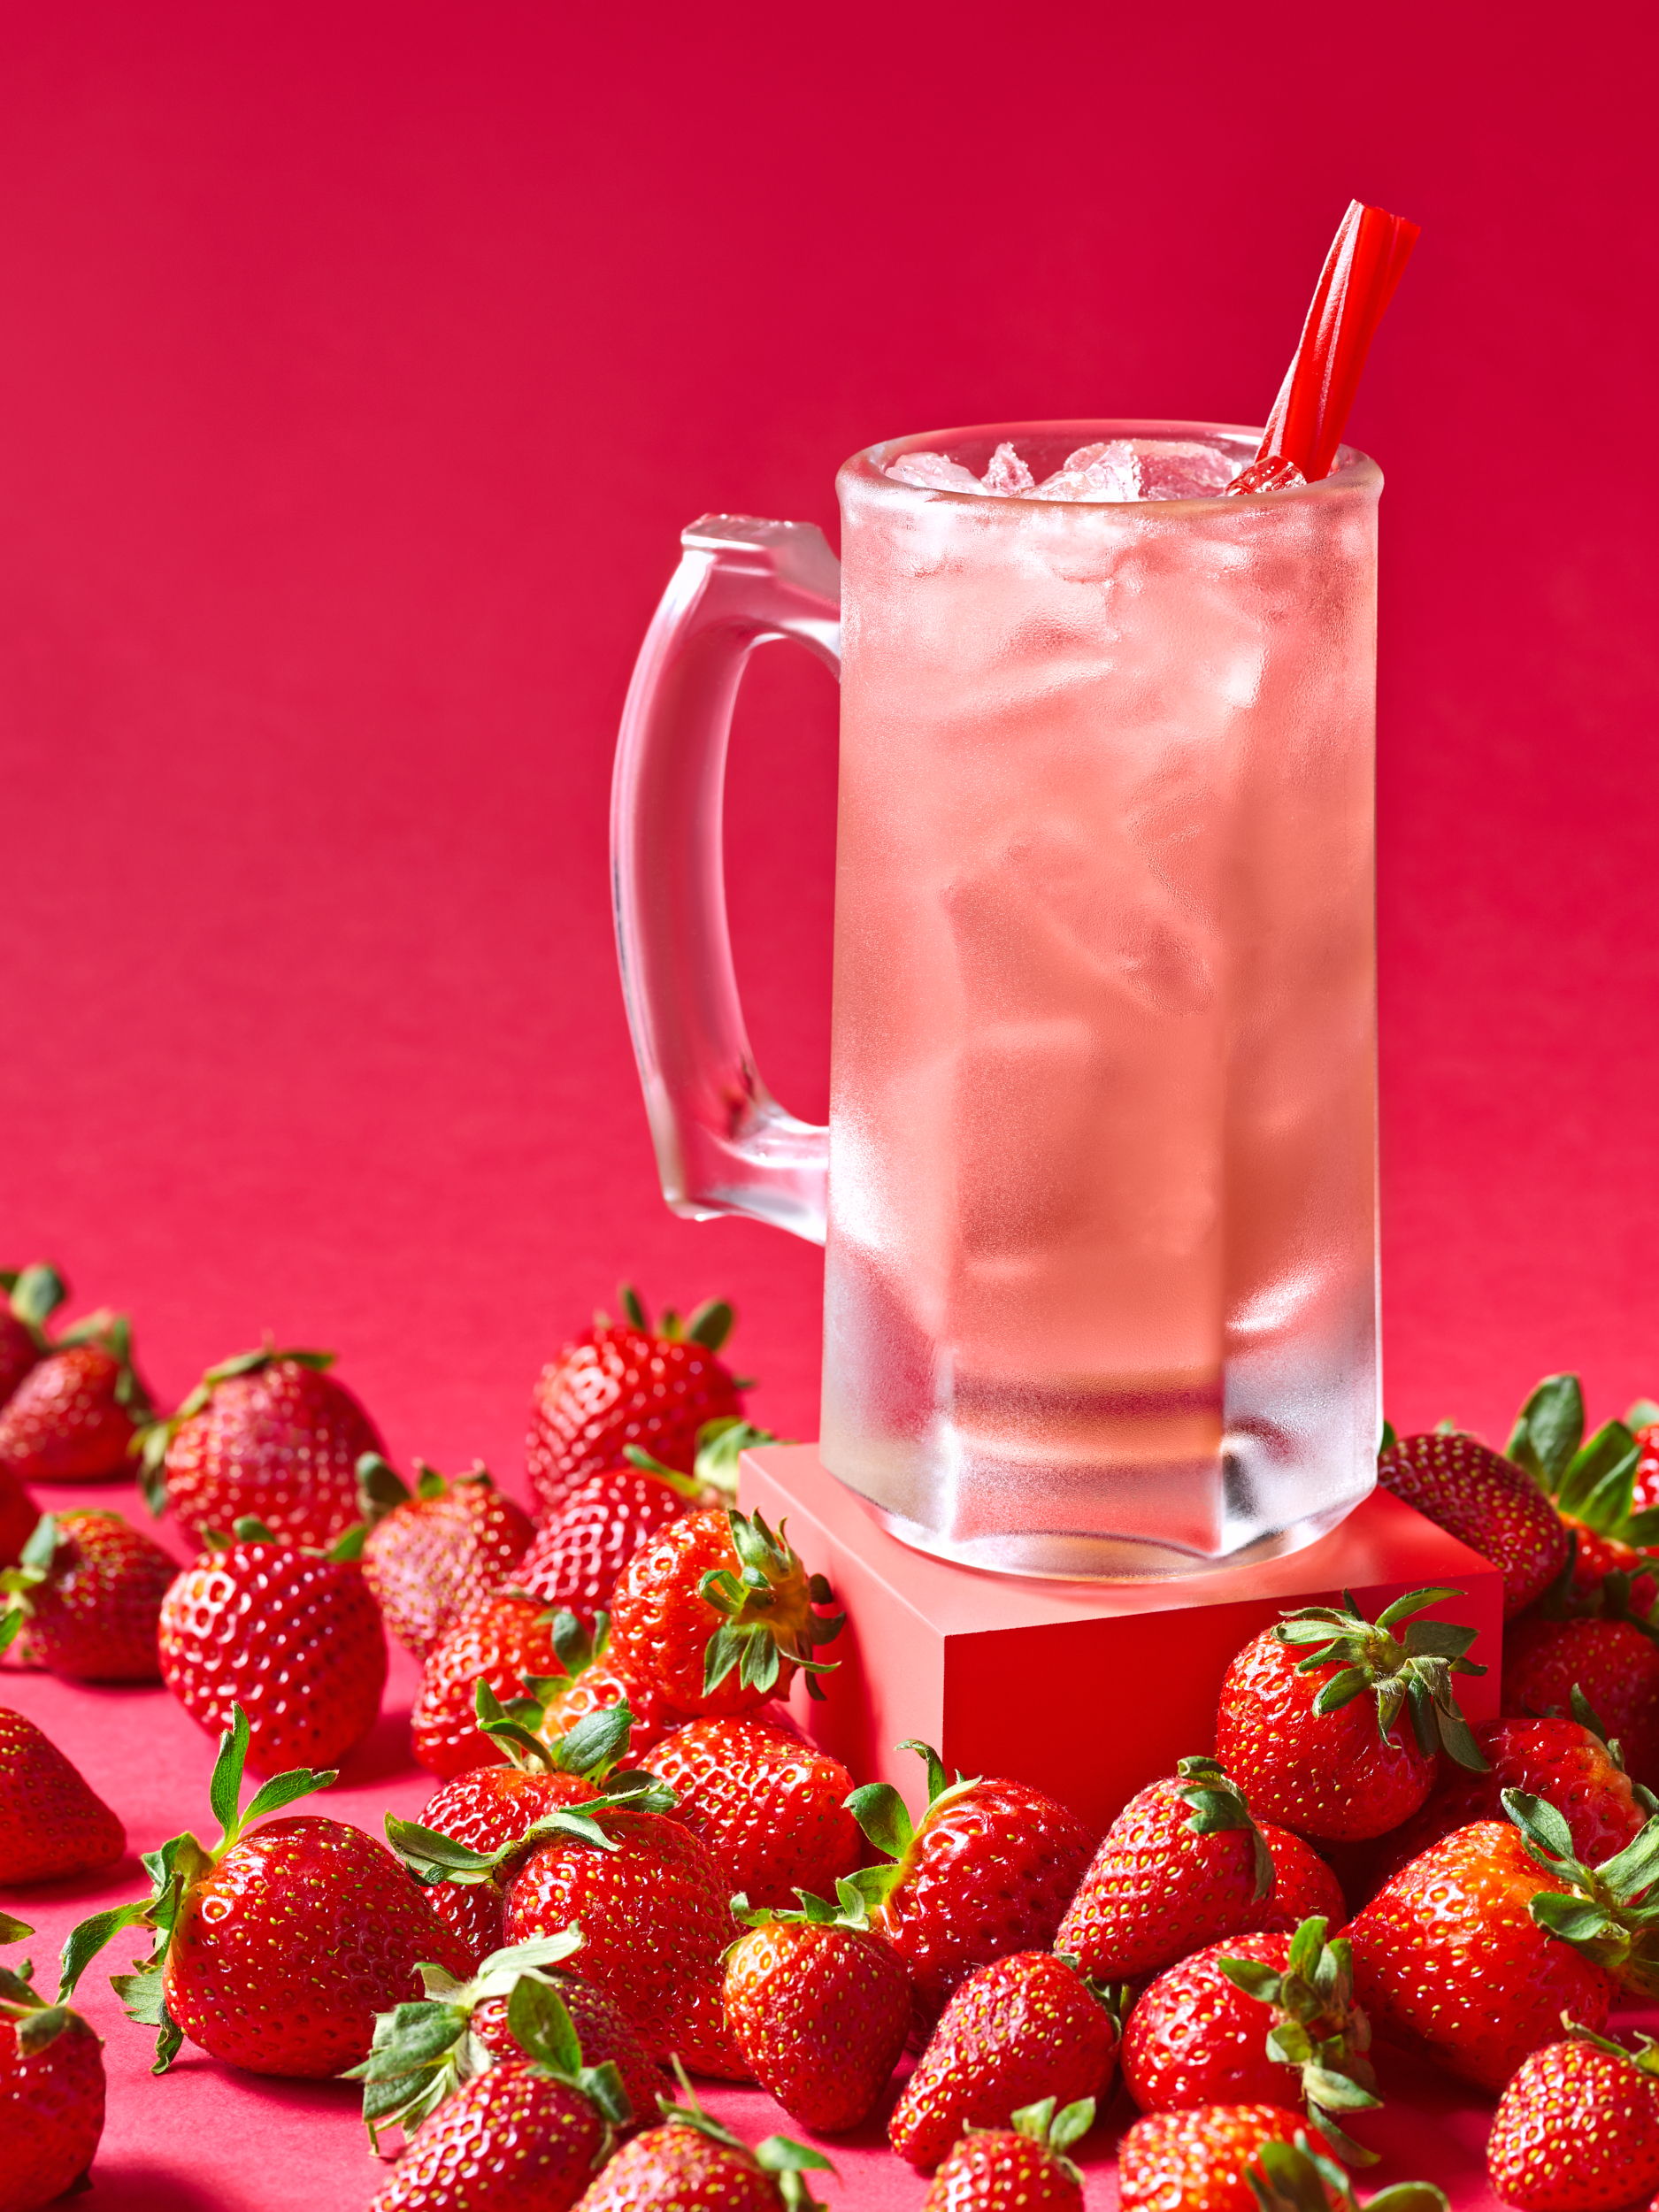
[1221,456,1307,496]
[981,441,1035,496]
[1033,441,1143,503]
[1133,441,1240,499]
[886,451,987,494]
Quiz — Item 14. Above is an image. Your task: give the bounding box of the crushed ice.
[884,436,1244,503]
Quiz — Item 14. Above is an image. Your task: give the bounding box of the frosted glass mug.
[611,420,1381,1578]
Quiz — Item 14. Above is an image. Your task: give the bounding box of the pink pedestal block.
[739,1444,1504,1839]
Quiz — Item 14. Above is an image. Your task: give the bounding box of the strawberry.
[1123,1918,1379,2164]
[526,1286,745,1517]
[723,1884,912,2131]
[1117,2108,1341,2212]
[358,1455,534,1658]
[1632,1402,1659,1513]
[1214,1586,1488,1841]
[1486,2023,1659,2209]
[920,2094,1094,2212]
[1502,1605,1659,1787]
[501,1801,749,2078]
[411,1591,569,1778]
[846,1741,1096,2029]
[647,1712,862,1909]
[1344,1814,1624,2090]
[60,1703,472,2075]
[1372,1705,1650,1893]
[572,2096,833,2212]
[395,1687,640,1965]
[0,1706,126,1883]
[0,1311,154,1484]
[608,1506,842,1718]
[0,1931,106,2210]
[0,1265,65,1409]
[157,1517,388,1773]
[411,1599,672,1779]
[1376,1430,1568,1619]
[889,1951,1118,2170]
[518,1463,700,1622]
[365,1973,633,2212]
[141,1343,383,1549]
[1053,1756,1344,1984]
[0,1509,173,1680]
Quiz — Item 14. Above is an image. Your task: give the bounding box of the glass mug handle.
[611,514,841,1245]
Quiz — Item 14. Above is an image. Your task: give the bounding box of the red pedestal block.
[739,1444,1503,1839]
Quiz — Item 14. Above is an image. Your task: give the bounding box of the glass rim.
[841,416,1381,509]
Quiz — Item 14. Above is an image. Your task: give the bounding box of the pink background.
[0,6,1654,2203]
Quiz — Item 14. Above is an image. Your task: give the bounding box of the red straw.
[1232,199,1420,491]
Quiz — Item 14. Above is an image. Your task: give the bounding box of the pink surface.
[6,1474,1637,2211]
[741,1446,1502,1837]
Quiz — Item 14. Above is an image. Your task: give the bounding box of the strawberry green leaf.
[618,1284,649,1332]
[1503,1787,1578,1868]
[1311,1667,1371,1716]
[899,1740,954,1809]
[1528,1893,1620,1944]
[549,1705,633,1778]
[1048,2099,1096,2151]
[208,1709,251,1845]
[241,1766,338,1828]
[9,1264,65,1333]
[325,1522,368,1563]
[1508,1373,1586,1490]
[1379,1418,1396,1454]
[754,2137,836,2174]
[508,1973,582,2075]
[686,1299,734,1351]
[356,1452,411,1518]
[0,1912,32,1947]
[57,1900,157,2001]
[844,1782,914,1862]
[1628,1401,1659,1430]
[13,2003,70,2055]
[1375,1586,1463,1629]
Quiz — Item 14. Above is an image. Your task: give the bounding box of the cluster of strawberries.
[7,1263,1659,2212]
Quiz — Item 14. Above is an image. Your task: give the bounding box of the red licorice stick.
[1254,199,1420,482]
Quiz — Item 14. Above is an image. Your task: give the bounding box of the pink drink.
[823,421,1381,1575]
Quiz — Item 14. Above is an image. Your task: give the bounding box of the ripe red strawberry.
[1377,1431,1569,1619]
[1632,1409,1659,1513]
[1053,1756,1344,1984]
[573,2099,833,2212]
[347,1931,662,2148]
[411,1591,568,1778]
[393,1688,642,1965]
[526,1286,744,1517]
[0,1264,65,1410]
[61,1704,472,2076]
[411,1597,672,1779]
[142,1344,384,1548]
[890,1952,1117,2170]
[0,1312,154,1484]
[847,1741,1096,2029]
[921,2096,1094,2212]
[1344,1816,1618,2089]
[358,1455,534,1658]
[503,1803,749,2078]
[723,1886,912,2132]
[157,1519,388,1773]
[0,1509,173,1680]
[1123,1920,1379,2163]
[517,1463,698,1621]
[1117,2107,1340,2212]
[1215,1586,1488,1841]
[0,1939,106,2209]
[365,1974,633,2212]
[1486,2024,1659,2209]
[608,1506,842,1719]
[0,1706,126,1883]
[1373,1710,1648,1892]
[1502,1612,1659,1786]
[647,1712,862,1908]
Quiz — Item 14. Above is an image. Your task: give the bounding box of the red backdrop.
[1,0,1654,1473]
